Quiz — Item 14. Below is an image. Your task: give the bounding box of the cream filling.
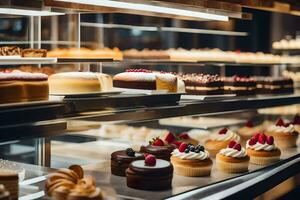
[186,86,221,91]
[224,86,255,90]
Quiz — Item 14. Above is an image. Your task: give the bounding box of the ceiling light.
[0,8,65,16]
[56,0,228,21]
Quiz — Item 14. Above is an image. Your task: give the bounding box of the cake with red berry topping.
[265,118,299,148]
[113,69,184,92]
[170,143,212,177]
[246,133,281,165]
[216,140,249,173]
[237,121,265,142]
[205,128,240,157]
[223,76,256,95]
[111,148,144,176]
[0,70,49,104]
[126,154,173,190]
[140,137,175,161]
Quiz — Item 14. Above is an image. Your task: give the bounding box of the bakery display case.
[2,1,300,200]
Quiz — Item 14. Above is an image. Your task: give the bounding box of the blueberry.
[126,148,135,157]
[198,146,205,152]
[195,149,200,153]
[184,149,190,153]
[189,146,195,152]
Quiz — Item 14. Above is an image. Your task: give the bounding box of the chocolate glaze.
[140,145,175,161]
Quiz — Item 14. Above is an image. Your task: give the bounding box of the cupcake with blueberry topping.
[205,128,240,157]
[170,143,212,177]
[265,118,298,149]
[246,133,281,165]
[216,140,249,173]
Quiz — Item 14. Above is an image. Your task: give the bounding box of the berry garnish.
[266,136,274,145]
[189,146,195,152]
[184,148,190,153]
[196,145,205,152]
[245,121,254,128]
[228,140,237,148]
[253,133,261,141]
[145,154,156,166]
[178,143,188,153]
[258,134,266,144]
[293,115,300,125]
[172,141,183,147]
[150,137,164,146]
[164,132,176,144]
[276,118,285,127]
[284,122,291,127]
[178,132,190,139]
[248,138,257,146]
[219,128,228,135]
[125,148,135,157]
[233,143,241,151]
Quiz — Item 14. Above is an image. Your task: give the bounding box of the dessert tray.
[0,56,57,65]
[50,91,123,98]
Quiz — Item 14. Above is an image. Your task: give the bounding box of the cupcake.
[246,133,281,165]
[216,140,249,173]
[111,148,144,176]
[237,120,264,141]
[140,137,175,160]
[265,118,299,148]
[205,128,240,157]
[170,143,212,177]
[126,154,173,190]
[177,132,199,146]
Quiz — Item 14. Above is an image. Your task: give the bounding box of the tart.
[246,133,281,165]
[111,148,144,176]
[216,141,249,173]
[126,154,173,190]
[265,118,299,148]
[205,128,240,158]
[237,120,265,142]
[140,137,175,161]
[171,143,212,177]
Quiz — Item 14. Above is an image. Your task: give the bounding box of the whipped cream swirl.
[246,141,277,151]
[219,147,247,158]
[267,124,295,134]
[213,129,240,142]
[171,149,209,160]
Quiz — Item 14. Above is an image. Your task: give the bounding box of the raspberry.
[233,143,241,151]
[266,136,274,145]
[219,128,228,135]
[178,143,188,153]
[178,133,189,139]
[248,138,257,146]
[145,154,156,166]
[258,134,266,144]
[228,140,237,148]
[253,133,261,141]
[276,118,285,127]
[164,132,176,144]
[172,141,182,147]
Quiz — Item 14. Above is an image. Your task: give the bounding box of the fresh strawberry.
[245,121,254,128]
[150,137,164,146]
[258,134,266,144]
[228,140,237,148]
[178,132,190,139]
[172,141,183,147]
[266,136,274,145]
[219,128,228,135]
[178,142,188,152]
[248,138,257,146]
[233,143,241,151]
[164,132,176,144]
[276,118,285,127]
[145,154,156,166]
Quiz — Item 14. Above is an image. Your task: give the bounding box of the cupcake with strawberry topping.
[170,143,212,177]
[140,137,175,161]
[246,133,281,165]
[265,118,298,149]
[205,128,240,157]
[216,140,249,173]
[237,120,265,142]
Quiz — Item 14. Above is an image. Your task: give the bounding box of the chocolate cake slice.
[223,76,257,96]
[255,76,294,94]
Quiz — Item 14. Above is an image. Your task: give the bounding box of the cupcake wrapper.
[216,159,249,173]
[274,136,297,149]
[250,155,280,166]
[173,164,212,177]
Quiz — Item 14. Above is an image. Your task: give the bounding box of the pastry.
[205,128,240,157]
[246,133,281,165]
[140,137,175,161]
[21,48,47,57]
[49,72,112,94]
[45,165,103,200]
[237,120,265,142]
[0,70,49,104]
[171,143,212,177]
[126,154,173,190]
[155,73,177,92]
[0,169,18,200]
[255,76,294,94]
[0,184,9,200]
[216,140,249,173]
[123,49,170,60]
[223,76,256,95]
[111,148,144,176]
[177,73,224,95]
[0,46,21,56]
[265,118,299,148]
